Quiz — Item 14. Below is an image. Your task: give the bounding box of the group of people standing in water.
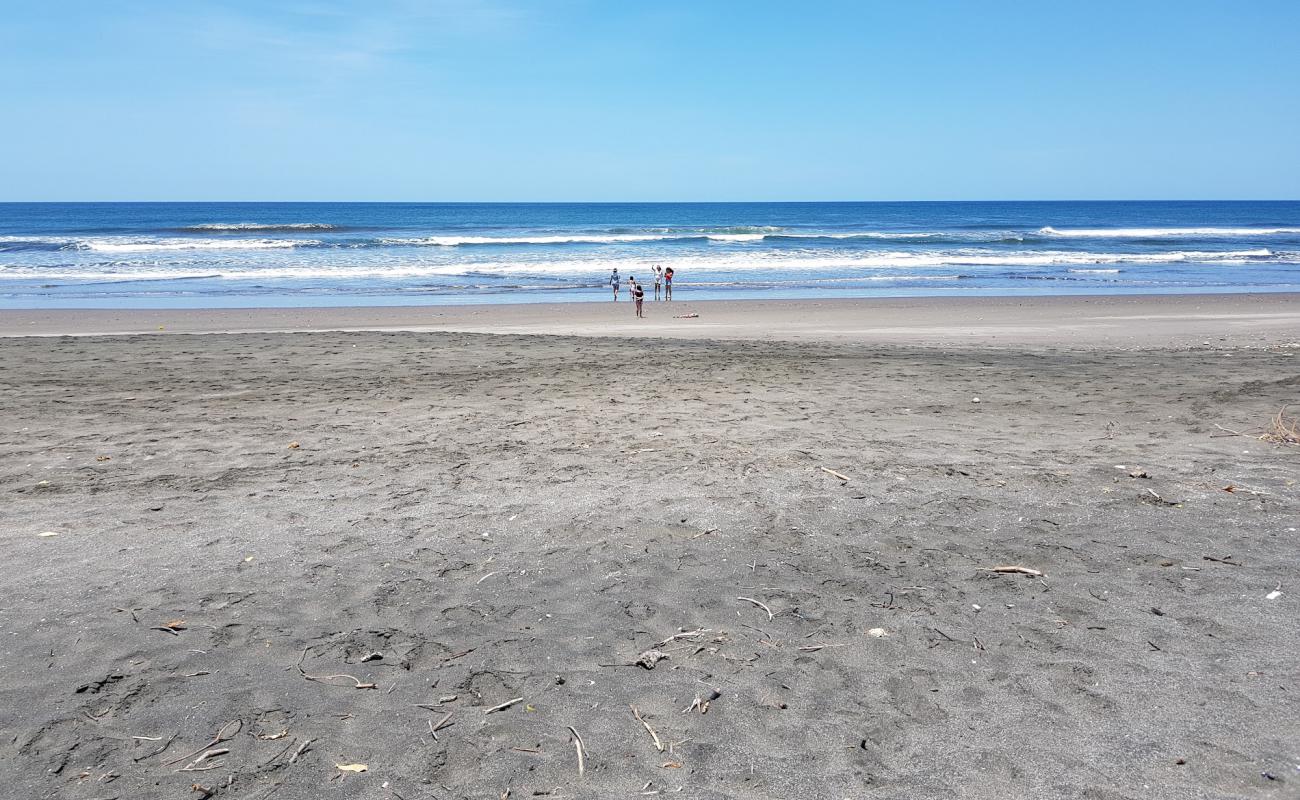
[609,265,672,318]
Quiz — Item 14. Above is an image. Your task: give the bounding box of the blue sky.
[2,1,1297,201]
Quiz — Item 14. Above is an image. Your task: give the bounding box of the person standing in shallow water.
[610,268,620,301]
[632,278,645,318]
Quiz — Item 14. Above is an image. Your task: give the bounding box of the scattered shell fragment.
[866,628,889,638]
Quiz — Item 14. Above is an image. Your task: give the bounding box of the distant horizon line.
[3,198,1299,205]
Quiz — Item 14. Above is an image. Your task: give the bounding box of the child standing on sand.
[653,265,663,300]
[610,267,620,301]
[664,267,674,301]
[632,278,645,317]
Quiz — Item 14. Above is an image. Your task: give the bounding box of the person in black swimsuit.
[632,279,645,317]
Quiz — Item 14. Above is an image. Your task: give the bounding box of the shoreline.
[3,291,1299,347]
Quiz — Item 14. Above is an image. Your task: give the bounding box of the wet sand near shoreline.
[3,292,1299,348]
[1,296,1298,799]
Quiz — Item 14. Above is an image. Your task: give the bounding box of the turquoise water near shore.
[1,201,1298,308]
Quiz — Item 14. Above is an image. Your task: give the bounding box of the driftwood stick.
[653,629,711,649]
[162,719,241,767]
[133,732,178,762]
[176,748,229,772]
[630,705,664,752]
[484,697,524,715]
[288,737,314,765]
[299,668,377,690]
[737,596,774,621]
[977,566,1043,577]
[820,466,850,482]
[566,726,586,777]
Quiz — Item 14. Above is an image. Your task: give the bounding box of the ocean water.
[1,201,1298,308]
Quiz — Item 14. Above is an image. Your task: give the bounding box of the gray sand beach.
[1,294,1298,799]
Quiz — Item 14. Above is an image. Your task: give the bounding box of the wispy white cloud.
[141,0,531,80]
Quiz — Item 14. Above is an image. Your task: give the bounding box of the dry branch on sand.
[736,596,774,621]
[1262,407,1300,444]
[1215,406,1300,445]
[978,565,1043,577]
[566,726,586,777]
[630,705,665,752]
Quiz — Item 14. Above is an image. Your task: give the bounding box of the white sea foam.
[1040,226,1300,238]
[184,223,337,231]
[705,233,766,242]
[383,234,676,246]
[6,248,1286,284]
[80,238,310,252]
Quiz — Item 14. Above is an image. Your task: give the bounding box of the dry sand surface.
[1,295,1299,799]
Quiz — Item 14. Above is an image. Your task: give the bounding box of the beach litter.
[978,565,1044,577]
[336,763,368,773]
[682,688,721,714]
[635,649,670,669]
[38,531,59,537]
[484,696,524,715]
[866,627,889,638]
[737,596,774,621]
[631,705,665,752]
[1266,585,1282,601]
[566,726,587,777]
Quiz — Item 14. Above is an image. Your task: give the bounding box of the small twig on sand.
[737,596,774,621]
[177,748,228,772]
[691,529,719,539]
[653,629,711,649]
[288,738,314,765]
[133,732,178,762]
[682,688,721,715]
[566,726,586,777]
[476,571,498,585]
[262,737,299,767]
[484,697,524,715]
[977,565,1044,577]
[298,666,377,689]
[630,705,665,752]
[1203,554,1243,566]
[163,720,242,767]
[429,711,454,740]
[927,628,959,648]
[820,467,850,482]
